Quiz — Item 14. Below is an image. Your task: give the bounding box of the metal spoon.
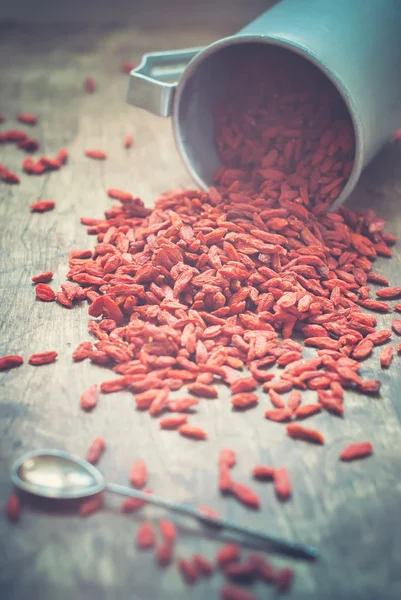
[11,449,318,560]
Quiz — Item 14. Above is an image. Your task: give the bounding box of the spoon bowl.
[11,449,105,500]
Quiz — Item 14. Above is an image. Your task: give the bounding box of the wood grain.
[0,2,401,599]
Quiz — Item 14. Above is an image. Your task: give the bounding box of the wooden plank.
[0,2,401,600]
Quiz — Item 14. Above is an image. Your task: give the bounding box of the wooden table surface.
[1,2,401,599]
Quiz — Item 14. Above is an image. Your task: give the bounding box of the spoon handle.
[105,482,318,560]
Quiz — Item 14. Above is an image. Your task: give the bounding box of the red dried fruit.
[121,61,135,73]
[149,387,169,416]
[187,382,218,398]
[107,188,133,202]
[18,137,39,152]
[124,134,133,148]
[39,156,61,170]
[35,283,56,301]
[85,149,107,160]
[392,320,401,335]
[275,567,295,593]
[223,559,256,581]
[160,414,188,429]
[88,296,124,326]
[168,397,199,412]
[380,346,394,368]
[32,271,53,283]
[18,112,37,125]
[376,286,401,299]
[218,448,236,468]
[193,553,213,576]
[230,377,257,393]
[219,465,233,493]
[30,200,55,212]
[57,148,69,164]
[231,392,258,409]
[230,482,260,509]
[177,558,198,583]
[178,423,207,440]
[252,465,275,480]
[0,167,20,184]
[156,542,174,566]
[72,341,93,361]
[220,584,257,600]
[366,330,392,346]
[86,437,106,464]
[274,468,292,501]
[129,458,147,488]
[359,299,391,312]
[121,488,152,513]
[268,389,285,408]
[217,544,241,567]
[286,423,325,444]
[28,351,58,365]
[295,404,321,419]
[159,519,177,543]
[264,408,292,422]
[340,441,373,461]
[79,494,103,516]
[84,77,96,93]
[80,384,98,410]
[136,522,156,549]
[6,493,21,522]
[358,379,381,394]
[0,355,23,371]
[197,505,220,520]
[250,555,277,584]
[263,380,293,393]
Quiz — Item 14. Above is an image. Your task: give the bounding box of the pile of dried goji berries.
[2,52,401,598]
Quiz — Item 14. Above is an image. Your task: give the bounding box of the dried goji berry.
[216,544,241,567]
[124,134,133,148]
[275,566,295,592]
[80,384,98,410]
[192,553,213,576]
[79,493,103,516]
[286,423,325,444]
[28,351,58,365]
[392,320,401,335]
[84,77,96,93]
[121,61,135,73]
[18,112,37,125]
[30,200,55,212]
[136,522,156,549]
[339,441,373,461]
[129,458,147,488]
[85,149,107,160]
[160,414,188,429]
[6,493,21,522]
[177,558,198,584]
[159,519,177,543]
[218,448,236,469]
[86,437,106,464]
[274,468,292,501]
[178,423,207,440]
[0,355,23,371]
[156,542,174,566]
[32,271,53,283]
[252,465,275,480]
[220,584,257,600]
[231,392,258,409]
[230,482,260,509]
